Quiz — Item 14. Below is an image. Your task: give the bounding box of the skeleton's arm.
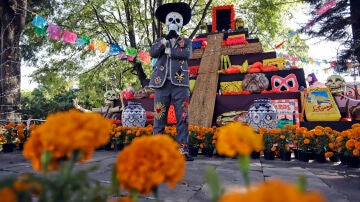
[73,98,92,112]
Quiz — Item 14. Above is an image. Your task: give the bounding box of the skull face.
[325,75,346,95]
[165,12,183,35]
[104,90,119,106]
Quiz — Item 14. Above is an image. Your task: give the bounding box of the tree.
[303,0,360,63]
[5,0,308,120]
[0,0,27,122]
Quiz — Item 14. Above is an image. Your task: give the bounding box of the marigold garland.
[23,109,113,172]
[115,135,185,194]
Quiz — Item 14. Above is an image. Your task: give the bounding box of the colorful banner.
[31,14,150,66]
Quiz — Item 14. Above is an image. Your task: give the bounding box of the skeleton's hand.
[161,38,167,46]
[73,98,80,108]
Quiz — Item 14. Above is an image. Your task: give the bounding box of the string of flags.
[31,14,151,65]
[277,52,337,67]
[274,0,338,64]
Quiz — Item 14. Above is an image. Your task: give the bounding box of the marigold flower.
[304,138,310,144]
[0,187,17,202]
[346,139,355,150]
[218,179,325,202]
[325,151,334,158]
[116,135,185,194]
[23,110,113,172]
[215,122,262,157]
[353,149,359,156]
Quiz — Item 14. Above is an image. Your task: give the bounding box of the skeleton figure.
[166,12,183,35]
[73,89,124,120]
[325,74,346,95]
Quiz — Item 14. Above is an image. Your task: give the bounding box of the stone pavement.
[0,150,359,202]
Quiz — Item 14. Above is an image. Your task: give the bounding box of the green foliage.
[205,166,223,202]
[20,88,76,120]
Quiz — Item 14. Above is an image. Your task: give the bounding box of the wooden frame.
[211,4,235,32]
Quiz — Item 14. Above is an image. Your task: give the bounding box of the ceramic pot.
[263,150,275,160]
[189,146,199,157]
[298,150,311,162]
[280,150,292,161]
[202,147,214,157]
[251,151,261,159]
[314,152,326,163]
[248,98,277,130]
[2,143,15,153]
[121,101,146,127]
[347,156,360,168]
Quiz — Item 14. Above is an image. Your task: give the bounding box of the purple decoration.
[46,23,62,40]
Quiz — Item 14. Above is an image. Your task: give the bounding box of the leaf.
[204,166,223,202]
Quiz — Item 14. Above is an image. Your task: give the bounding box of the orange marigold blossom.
[0,187,17,202]
[23,109,113,172]
[325,151,334,158]
[218,179,325,202]
[345,139,356,150]
[304,139,310,144]
[355,141,360,150]
[215,122,262,157]
[116,135,185,195]
[353,149,359,156]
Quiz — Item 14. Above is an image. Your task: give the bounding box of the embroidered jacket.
[149,37,192,88]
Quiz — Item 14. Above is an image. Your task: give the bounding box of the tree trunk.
[0,0,27,122]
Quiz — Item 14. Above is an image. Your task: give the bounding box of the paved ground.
[1,149,359,202]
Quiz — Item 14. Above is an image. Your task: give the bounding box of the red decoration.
[167,105,177,124]
[212,5,235,32]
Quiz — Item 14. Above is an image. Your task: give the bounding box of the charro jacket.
[148,37,192,88]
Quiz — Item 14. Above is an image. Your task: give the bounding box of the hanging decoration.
[62,30,77,44]
[274,0,337,59]
[29,14,151,66]
[46,23,62,40]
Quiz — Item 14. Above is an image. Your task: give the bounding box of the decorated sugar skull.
[104,90,119,106]
[166,12,183,35]
[155,2,191,34]
[271,73,299,91]
[325,74,346,95]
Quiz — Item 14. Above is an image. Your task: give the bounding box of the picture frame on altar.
[211,5,235,32]
[271,99,300,128]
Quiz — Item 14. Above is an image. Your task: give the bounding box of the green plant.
[188,130,201,148]
[262,132,276,152]
[203,131,215,149]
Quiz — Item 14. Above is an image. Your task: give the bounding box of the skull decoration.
[166,12,183,35]
[271,74,299,92]
[325,75,346,95]
[241,73,269,94]
[104,90,119,106]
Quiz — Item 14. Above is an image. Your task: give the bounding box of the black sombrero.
[155,2,192,25]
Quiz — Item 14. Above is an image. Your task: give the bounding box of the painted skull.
[325,75,346,95]
[241,73,269,93]
[166,12,183,35]
[271,74,299,91]
[104,90,119,105]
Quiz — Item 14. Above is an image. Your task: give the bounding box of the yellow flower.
[115,135,185,194]
[216,122,262,157]
[23,110,113,172]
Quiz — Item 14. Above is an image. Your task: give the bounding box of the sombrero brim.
[155,2,192,25]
